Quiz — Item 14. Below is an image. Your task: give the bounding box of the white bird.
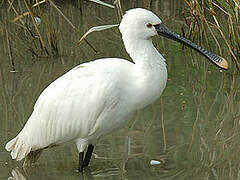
[5,8,228,172]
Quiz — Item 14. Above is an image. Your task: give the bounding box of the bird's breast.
[126,65,168,111]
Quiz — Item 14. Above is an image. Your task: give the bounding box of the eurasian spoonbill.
[5,8,228,172]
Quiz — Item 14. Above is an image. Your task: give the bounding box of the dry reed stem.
[113,0,123,22]
[203,18,222,55]
[24,0,48,54]
[10,0,46,23]
[48,0,76,30]
[5,27,16,72]
[48,0,97,53]
[184,0,240,71]
[7,0,15,12]
[212,15,239,69]
[7,0,37,51]
[9,7,40,57]
[32,0,46,8]
[8,0,26,25]
[47,30,58,55]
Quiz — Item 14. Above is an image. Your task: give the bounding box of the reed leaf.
[78,24,119,43]
[89,0,115,9]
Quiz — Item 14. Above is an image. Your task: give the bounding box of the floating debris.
[150,160,161,165]
[34,17,41,25]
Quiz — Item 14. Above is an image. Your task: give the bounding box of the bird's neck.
[122,37,168,110]
[123,37,166,67]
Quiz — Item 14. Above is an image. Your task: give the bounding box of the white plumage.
[5,9,167,167]
[5,7,226,171]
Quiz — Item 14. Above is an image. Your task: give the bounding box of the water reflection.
[8,166,126,180]
[8,168,26,180]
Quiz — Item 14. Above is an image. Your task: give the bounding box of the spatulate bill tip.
[217,58,228,70]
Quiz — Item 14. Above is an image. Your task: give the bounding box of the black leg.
[78,152,84,172]
[83,144,94,167]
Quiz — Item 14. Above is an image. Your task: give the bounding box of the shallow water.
[0,1,239,180]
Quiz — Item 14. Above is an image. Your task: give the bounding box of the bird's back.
[5,58,135,160]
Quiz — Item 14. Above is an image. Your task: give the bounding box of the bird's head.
[119,8,228,70]
[119,8,161,40]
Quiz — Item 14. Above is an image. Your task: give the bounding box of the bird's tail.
[5,136,31,161]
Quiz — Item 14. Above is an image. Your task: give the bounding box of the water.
[1,1,239,179]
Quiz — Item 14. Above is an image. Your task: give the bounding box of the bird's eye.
[146,23,152,28]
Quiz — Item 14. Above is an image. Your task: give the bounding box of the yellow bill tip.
[217,58,228,70]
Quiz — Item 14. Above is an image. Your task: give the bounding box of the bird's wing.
[22,58,133,147]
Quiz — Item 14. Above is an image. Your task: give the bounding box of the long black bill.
[154,24,228,70]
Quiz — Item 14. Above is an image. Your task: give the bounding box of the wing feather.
[20,58,133,149]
